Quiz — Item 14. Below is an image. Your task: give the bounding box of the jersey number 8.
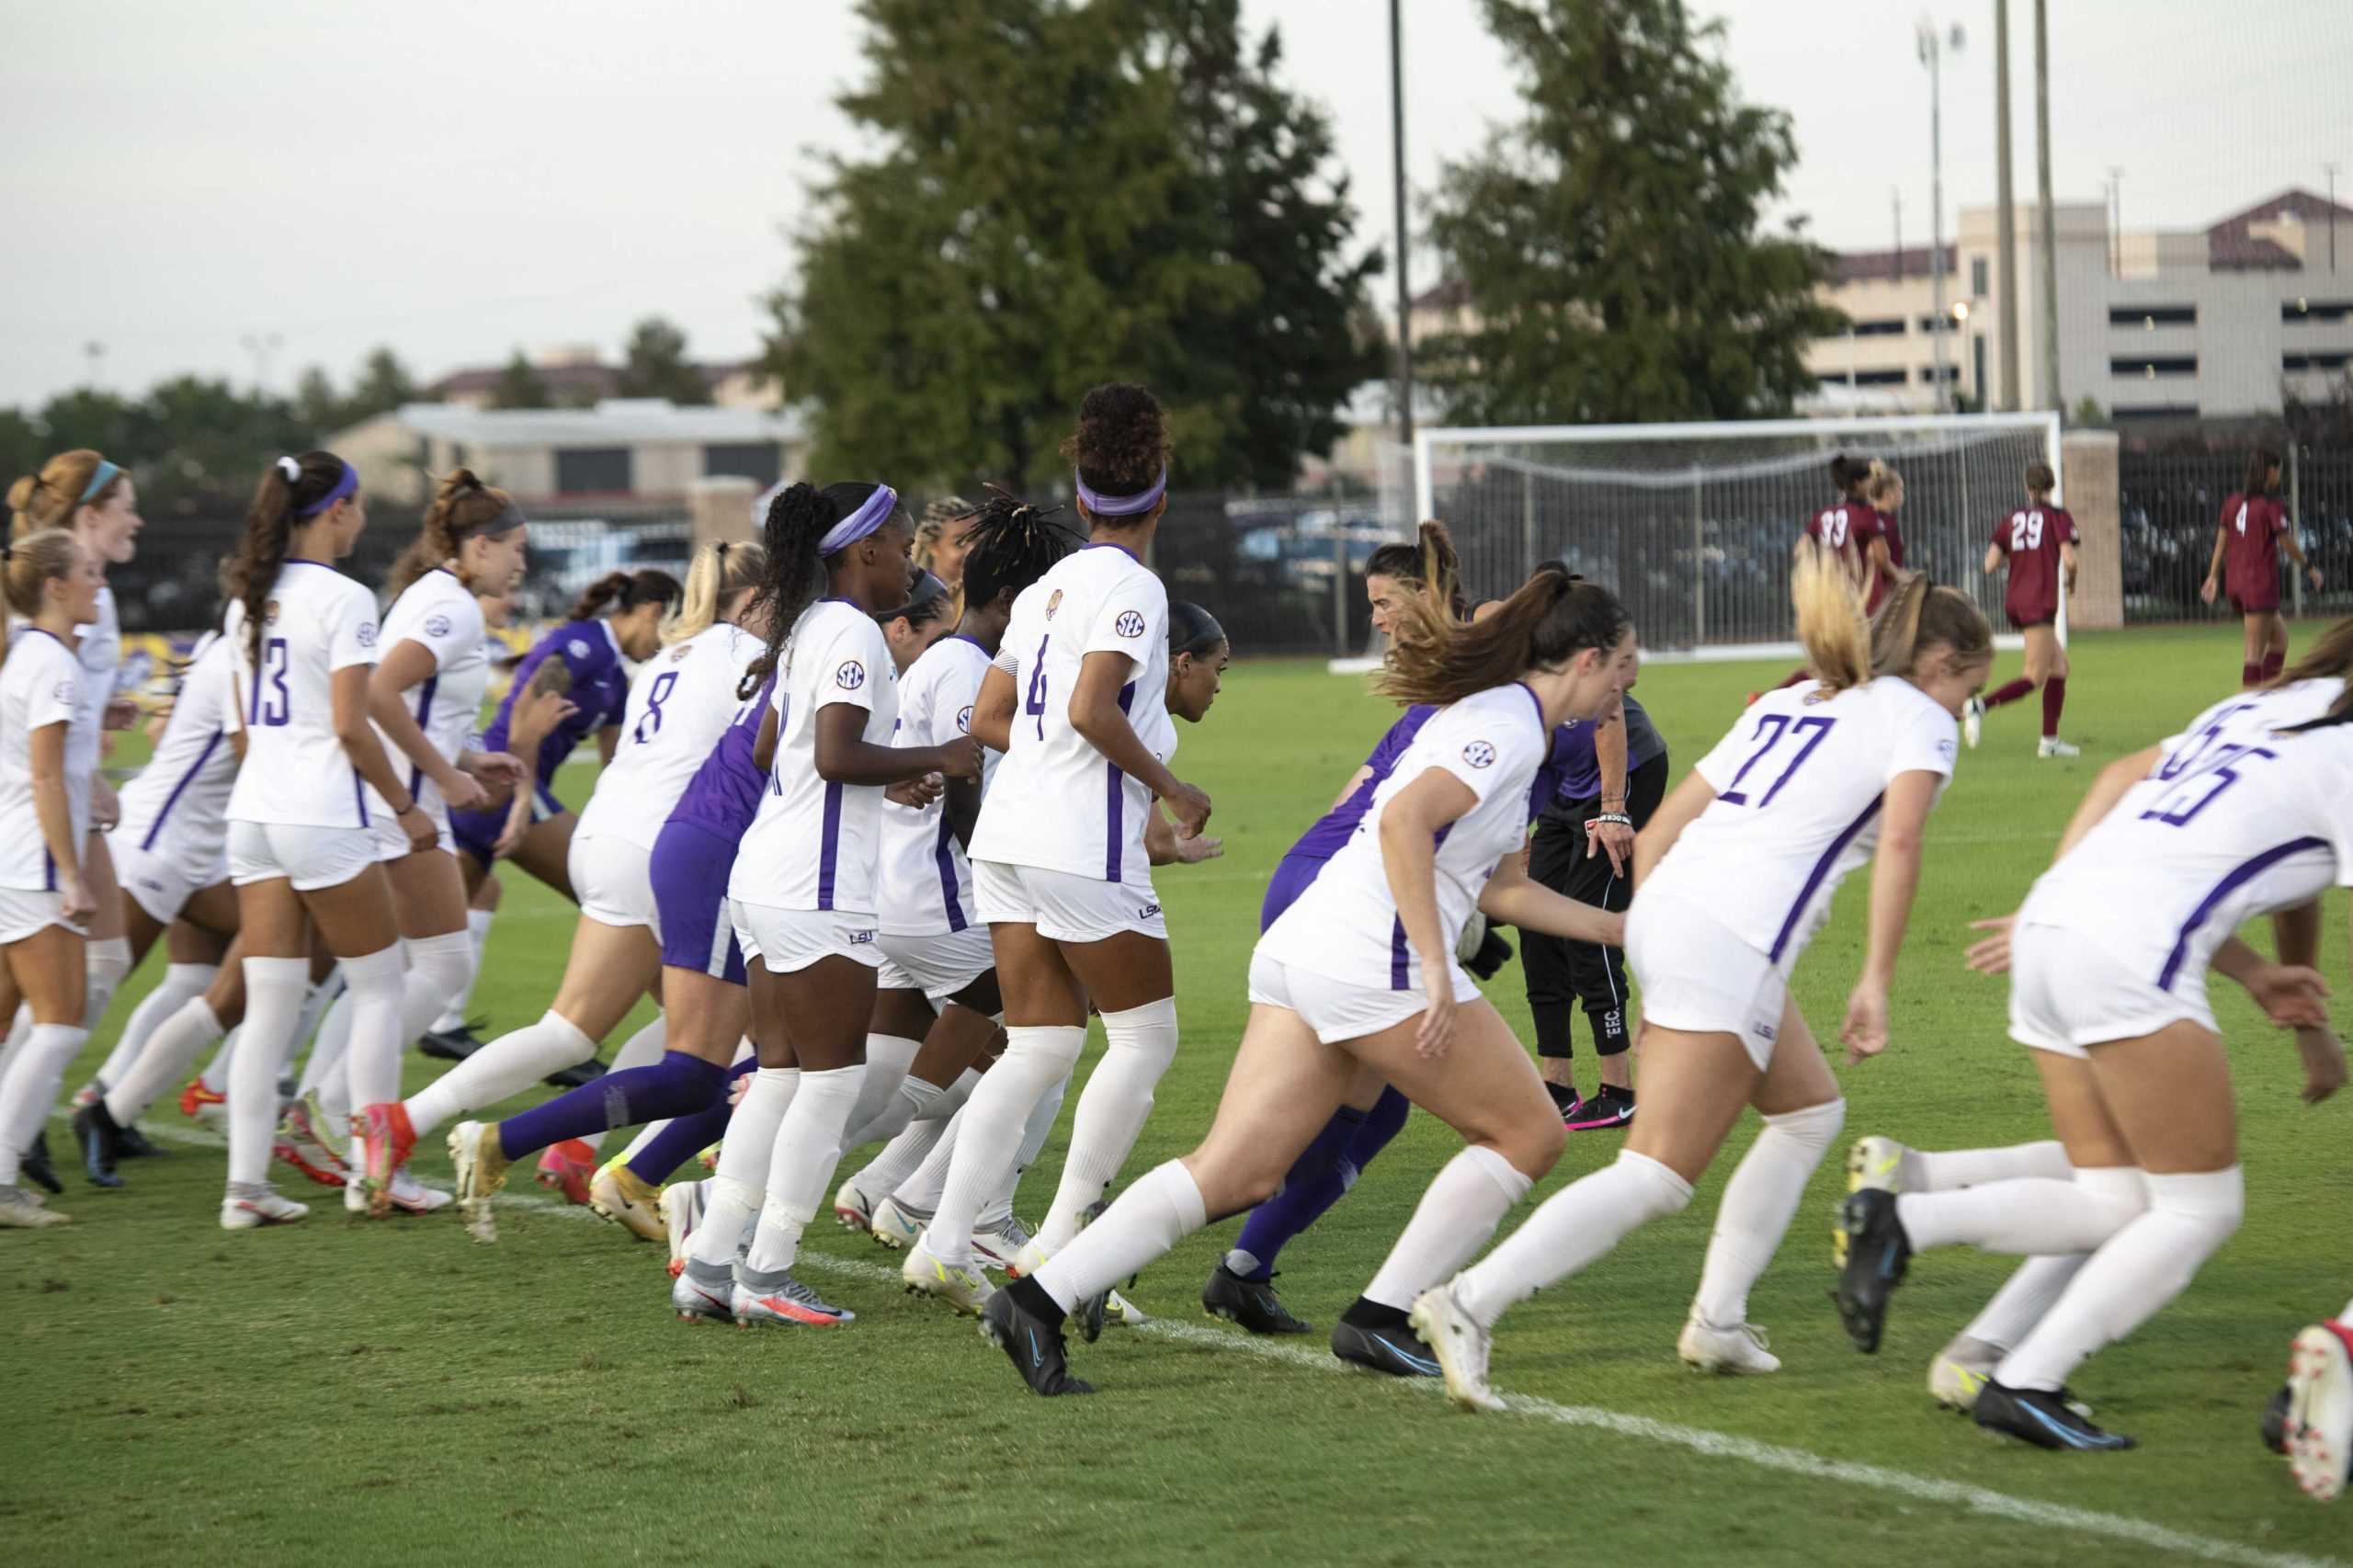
[634,670,677,744]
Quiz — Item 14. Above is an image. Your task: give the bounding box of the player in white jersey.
[0,531,108,1227]
[976,568,1633,1394]
[440,540,771,1239]
[1836,644,2353,1452]
[668,481,980,1329]
[1387,550,1991,1413]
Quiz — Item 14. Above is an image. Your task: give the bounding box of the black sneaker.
[71,1100,126,1188]
[1974,1378,2135,1450]
[1202,1265,1313,1335]
[420,1021,487,1062]
[544,1059,605,1090]
[115,1122,161,1159]
[21,1130,63,1196]
[980,1280,1095,1396]
[1463,926,1515,982]
[2265,1383,2294,1454]
[1563,1085,1635,1131]
[1331,1312,1441,1377]
[1833,1187,1910,1353]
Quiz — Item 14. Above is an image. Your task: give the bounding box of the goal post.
[1378,412,2066,665]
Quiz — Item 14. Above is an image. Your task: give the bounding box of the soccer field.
[9,623,2349,1568]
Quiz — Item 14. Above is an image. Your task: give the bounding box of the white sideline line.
[51,1118,2344,1568]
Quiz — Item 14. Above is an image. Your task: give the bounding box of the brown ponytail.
[567,568,681,624]
[390,468,518,597]
[2269,614,2353,727]
[2245,446,2283,500]
[0,528,82,671]
[222,452,349,662]
[1378,564,1629,707]
[10,449,127,540]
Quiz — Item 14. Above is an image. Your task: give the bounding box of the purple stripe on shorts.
[142,728,224,852]
[933,812,967,933]
[816,781,844,911]
[1768,794,1882,963]
[2156,836,2330,990]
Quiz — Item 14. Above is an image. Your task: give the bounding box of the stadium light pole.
[1917,17,1964,415]
[1390,0,1415,456]
[2035,0,2060,413]
[1994,0,2019,411]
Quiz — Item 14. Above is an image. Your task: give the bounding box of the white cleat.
[343,1170,369,1214]
[384,1168,454,1214]
[2037,736,2081,758]
[588,1162,665,1243]
[0,1184,68,1228]
[1678,1314,1780,1374]
[972,1211,1034,1274]
[867,1195,929,1252]
[902,1237,995,1315]
[671,1258,733,1324]
[1962,695,1984,750]
[221,1185,310,1230]
[1008,1237,1051,1279]
[661,1179,706,1278]
[833,1177,874,1233]
[1104,1289,1150,1328]
[731,1270,854,1328]
[1412,1282,1503,1413]
[2289,1323,2353,1503]
[1838,1134,1915,1267]
[448,1120,508,1244]
[1929,1340,1997,1412]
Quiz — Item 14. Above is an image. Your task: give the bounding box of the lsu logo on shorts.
[1137,903,1162,919]
[847,927,877,945]
[836,660,866,691]
[1461,740,1497,768]
[1114,610,1147,639]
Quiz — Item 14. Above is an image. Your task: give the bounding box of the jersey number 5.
[1719,713,1837,808]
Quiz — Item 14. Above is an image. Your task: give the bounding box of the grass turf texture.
[7,623,2348,1568]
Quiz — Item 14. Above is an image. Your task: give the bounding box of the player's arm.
[1144,801,1222,866]
[1866,534,1893,585]
[2059,540,2080,595]
[2201,523,2228,601]
[330,664,432,851]
[1983,540,2005,575]
[27,719,90,920]
[1586,708,1633,874]
[2280,515,2325,590]
[2052,744,2163,862]
[1478,853,1620,946]
[752,702,779,774]
[1377,767,1478,1058]
[1070,649,1208,833]
[2210,928,2330,1031]
[971,665,1016,754]
[1328,765,1375,813]
[369,638,483,809]
[1842,768,1939,1063]
[1632,768,1714,890]
[813,702,977,785]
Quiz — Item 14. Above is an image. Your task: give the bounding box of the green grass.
[8,625,2351,1568]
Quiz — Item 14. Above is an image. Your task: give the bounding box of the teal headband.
[78,460,121,504]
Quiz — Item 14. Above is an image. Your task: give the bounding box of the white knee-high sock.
[199,1028,239,1096]
[841,1034,922,1149]
[227,958,310,1187]
[98,964,219,1123]
[1040,998,1178,1252]
[1691,1098,1846,1327]
[1363,1145,1535,1311]
[927,1027,1085,1266]
[126,999,227,1120]
[401,1009,595,1138]
[1897,1165,2146,1255]
[687,1066,798,1270]
[1034,1159,1209,1312]
[1960,1255,2090,1352]
[582,1017,667,1151]
[428,909,494,1033]
[981,1071,1067,1227]
[394,931,476,1046]
[0,1005,31,1091]
[80,937,134,1038]
[842,1073,943,1154]
[1997,1166,2245,1392]
[743,1064,866,1275]
[863,1067,983,1208]
[1916,1141,2073,1189]
[303,983,357,1117]
[338,945,412,1112]
[1456,1149,1694,1328]
[0,1023,90,1185]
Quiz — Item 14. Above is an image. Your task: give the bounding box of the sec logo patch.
[568,638,590,658]
[424,614,452,638]
[1114,609,1146,639]
[356,620,379,649]
[835,660,866,691]
[53,679,76,704]
[1461,740,1496,768]
[956,704,973,733]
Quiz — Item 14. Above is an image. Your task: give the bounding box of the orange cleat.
[355,1102,417,1218]
[178,1077,227,1129]
[536,1139,597,1206]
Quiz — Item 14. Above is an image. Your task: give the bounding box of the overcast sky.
[0,0,2342,409]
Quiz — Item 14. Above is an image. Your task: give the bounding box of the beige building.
[421,344,783,413]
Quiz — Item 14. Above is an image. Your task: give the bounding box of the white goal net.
[1372,414,2064,663]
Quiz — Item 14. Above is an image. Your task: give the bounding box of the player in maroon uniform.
[1860,460,1904,615]
[1965,460,2081,756]
[1757,456,1881,700]
[2202,448,2323,687]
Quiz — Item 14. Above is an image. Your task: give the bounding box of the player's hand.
[464,749,529,790]
[512,687,578,749]
[59,871,97,924]
[2200,577,2220,606]
[91,776,120,831]
[2312,567,2327,593]
[1963,915,2017,975]
[2297,1027,2347,1106]
[1164,779,1212,839]
[729,1071,752,1108]
[491,799,530,860]
[933,736,984,780]
[436,767,491,813]
[103,694,142,732]
[2248,963,2332,1031]
[887,774,945,810]
[1169,832,1223,865]
[1585,816,1633,877]
[398,802,438,855]
[1415,983,1458,1060]
[1840,981,1890,1066]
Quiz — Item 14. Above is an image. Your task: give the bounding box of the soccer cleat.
[1834,1188,1910,1352]
[178,1076,227,1132]
[274,1096,349,1189]
[1678,1313,1780,1374]
[418,1020,486,1062]
[1973,1378,2134,1450]
[672,1256,734,1324]
[69,1079,100,1113]
[355,1101,417,1218]
[2037,736,2081,759]
[448,1120,512,1244]
[2288,1322,2353,1502]
[972,1211,1035,1274]
[544,1058,605,1091]
[1330,1315,1441,1378]
[2266,1384,2296,1455]
[697,1142,721,1171]
[1202,1265,1313,1335]
[0,1184,67,1227]
[979,1284,1095,1397]
[71,1099,127,1188]
[1837,1134,1915,1267]
[19,1130,63,1196]
[115,1123,161,1160]
[732,1267,854,1328]
[1563,1085,1634,1132]
[1104,1290,1150,1328]
[589,1161,665,1242]
[220,1184,309,1231]
[1962,695,1984,749]
[661,1179,705,1278]
[833,1176,875,1233]
[1412,1282,1504,1413]
[1929,1341,1997,1412]
[535,1139,597,1206]
[384,1168,453,1215]
[867,1194,930,1252]
[903,1238,996,1315]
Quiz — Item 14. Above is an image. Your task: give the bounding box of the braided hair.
[737,480,890,698]
[960,489,1080,612]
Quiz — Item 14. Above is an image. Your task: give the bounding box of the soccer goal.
[1355,412,2064,668]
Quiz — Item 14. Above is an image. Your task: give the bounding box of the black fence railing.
[2118,447,2353,623]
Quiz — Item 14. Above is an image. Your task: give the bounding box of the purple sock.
[623,1057,755,1184]
[1230,1088,1412,1280]
[497,1051,729,1163]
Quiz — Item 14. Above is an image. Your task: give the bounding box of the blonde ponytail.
[662,538,769,646]
[1791,539,1870,695]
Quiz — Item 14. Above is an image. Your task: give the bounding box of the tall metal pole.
[2035,0,2060,412]
[1995,0,2019,411]
[2107,167,2123,275]
[1893,188,1903,278]
[1922,23,1949,413]
[1390,0,1415,456]
[2328,162,2340,272]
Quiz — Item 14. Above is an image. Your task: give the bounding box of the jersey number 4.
[1720,713,1836,808]
[1023,633,1051,740]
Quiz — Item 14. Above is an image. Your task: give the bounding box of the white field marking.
[52,1123,2340,1568]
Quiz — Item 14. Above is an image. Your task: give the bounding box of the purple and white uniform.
[875,632,997,1001]
[112,631,239,925]
[362,568,489,860]
[0,627,97,941]
[649,674,772,985]
[447,618,631,865]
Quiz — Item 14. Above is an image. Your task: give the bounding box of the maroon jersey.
[2222,493,2288,612]
[1862,509,1903,614]
[1992,504,2078,626]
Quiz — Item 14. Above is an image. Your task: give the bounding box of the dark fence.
[2118,447,2353,623]
[1148,491,1376,658]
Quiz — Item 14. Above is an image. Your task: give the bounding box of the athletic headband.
[1074,463,1167,518]
[455,500,527,540]
[818,483,898,556]
[291,459,358,517]
[77,459,122,504]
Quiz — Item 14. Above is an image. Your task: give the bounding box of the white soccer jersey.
[363,568,489,819]
[879,633,995,936]
[223,560,381,828]
[1259,683,1552,995]
[2020,679,2353,994]
[967,542,1171,884]
[1641,676,1960,974]
[75,585,120,733]
[730,600,898,915]
[115,631,238,865]
[0,629,94,890]
[577,621,767,854]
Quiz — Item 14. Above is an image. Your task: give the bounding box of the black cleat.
[21,1130,63,1196]
[544,1059,605,1090]
[71,1100,126,1187]
[419,1022,486,1062]
[1071,1197,1113,1344]
[1463,926,1515,982]
[980,1282,1095,1396]
[1331,1316,1441,1378]
[115,1122,161,1159]
[1562,1085,1635,1132]
[1834,1187,1910,1353]
[1202,1265,1313,1335]
[2265,1383,2294,1455]
[1974,1379,2136,1450]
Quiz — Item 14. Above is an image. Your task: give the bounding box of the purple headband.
[818,483,897,556]
[1074,464,1167,518]
[292,459,358,518]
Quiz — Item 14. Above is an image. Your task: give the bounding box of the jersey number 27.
[1721,713,1836,808]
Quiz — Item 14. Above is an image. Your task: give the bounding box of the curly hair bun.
[1059,382,1169,496]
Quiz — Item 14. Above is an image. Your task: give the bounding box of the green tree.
[491,350,551,410]
[1418,0,1840,425]
[617,316,710,403]
[0,408,44,488]
[294,366,345,436]
[346,346,417,421]
[769,0,1380,492]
